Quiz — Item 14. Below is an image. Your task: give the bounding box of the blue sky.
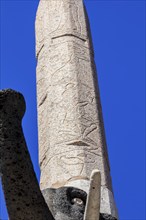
[0,0,145,219]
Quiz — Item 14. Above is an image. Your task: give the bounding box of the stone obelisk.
[35,0,118,219]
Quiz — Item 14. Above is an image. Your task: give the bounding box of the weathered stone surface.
[42,187,117,220]
[35,0,118,218]
[42,187,86,220]
[100,213,117,220]
[0,89,54,220]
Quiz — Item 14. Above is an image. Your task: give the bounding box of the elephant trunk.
[0,89,54,220]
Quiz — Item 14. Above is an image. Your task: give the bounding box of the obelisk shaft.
[35,0,118,218]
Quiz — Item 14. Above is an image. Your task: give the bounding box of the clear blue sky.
[0,0,145,219]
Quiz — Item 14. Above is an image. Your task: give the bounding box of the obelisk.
[35,0,118,219]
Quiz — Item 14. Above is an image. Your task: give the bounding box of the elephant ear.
[0,89,55,220]
[42,187,87,220]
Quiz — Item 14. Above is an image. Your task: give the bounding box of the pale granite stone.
[35,0,118,218]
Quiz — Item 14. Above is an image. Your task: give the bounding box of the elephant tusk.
[84,169,101,220]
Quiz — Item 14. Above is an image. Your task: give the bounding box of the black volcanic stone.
[0,89,54,220]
